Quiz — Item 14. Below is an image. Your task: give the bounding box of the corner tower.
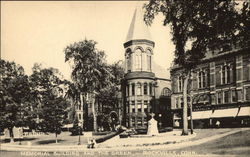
[123,5,156,129]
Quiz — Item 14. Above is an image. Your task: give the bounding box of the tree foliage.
[0,59,31,141]
[64,39,114,131]
[29,64,69,143]
[144,0,249,135]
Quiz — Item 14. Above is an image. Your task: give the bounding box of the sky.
[1,1,175,80]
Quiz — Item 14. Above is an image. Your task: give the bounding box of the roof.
[125,5,152,42]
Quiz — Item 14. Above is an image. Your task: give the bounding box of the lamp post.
[78,122,82,145]
[159,114,162,128]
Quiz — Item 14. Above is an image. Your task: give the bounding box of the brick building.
[171,43,250,128]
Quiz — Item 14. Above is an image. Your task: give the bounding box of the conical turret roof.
[125,5,153,42]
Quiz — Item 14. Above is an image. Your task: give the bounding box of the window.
[78,104,81,110]
[147,55,151,71]
[127,85,129,96]
[176,98,179,108]
[178,77,183,92]
[132,84,135,95]
[131,101,135,106]
[149,83,152,95]
[127,55,131,72]
[79,113,81,120]
[144,83,148,95]
[162,88,171,96]
[211,94,216,104]
[202,72,206,88]
[135,49,142,70]
[221,65,231,84]
[245,87,250,101]
[137,83,142,95]
[217,91,223,104]
[198,70,208,88]
[138,108,142,112]
[224,91,230,103]
[132,108,135,113]
[237,90,242,101]
[138,117,142,126]
[232,90,237,102]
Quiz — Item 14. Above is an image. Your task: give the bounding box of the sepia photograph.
[1,0,250,157]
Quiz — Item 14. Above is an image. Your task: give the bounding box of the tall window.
[127,55,131,72]
[224,91,230,103]
[144,100,148,113]
[144,83,148,95]
[127,85,129,96]
[237,90,242,101]
[217,91,223,104]
[198,71,208,88]
[132,83,135,95]
[137,83,142,95]
[245,87,250,101]
[79,113,81,120]
[232,90,237,102]
[135,49,142,70]
[178,77,183,92]
[147,55,151,71]
[221,65,231,84]
[149,83,152,95]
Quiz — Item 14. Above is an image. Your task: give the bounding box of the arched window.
[132,83,135,95]
[137,83,142,95]
[135,49,142,70]
[147,55,151,71]
[162,87,171,96]
[143,83,147,95]
[149,83,152,95]
[178,77,183,92]
[126,49,132,72]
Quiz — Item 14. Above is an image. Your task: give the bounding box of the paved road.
[1,128,249,157]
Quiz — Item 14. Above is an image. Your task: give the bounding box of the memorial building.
[122,6,172,129]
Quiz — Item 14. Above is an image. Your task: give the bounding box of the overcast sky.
[1,1,174,80]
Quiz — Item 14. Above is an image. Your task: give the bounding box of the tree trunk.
[182,72,190,135]
[92,94,97,132]
[9,127,14,143]
[80,93,84,129]
[55,132,58,144]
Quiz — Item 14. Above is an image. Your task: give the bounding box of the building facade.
[122,7,172,129]
[171,43,250,128]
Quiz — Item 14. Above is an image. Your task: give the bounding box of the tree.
[144,0,247,135]
[0,59,31,142]
[29,64,69,143]
[97,61,125,128]
[64,39,113,132]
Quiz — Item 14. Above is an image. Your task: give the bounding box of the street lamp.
[159,114,162,128]
[78,122,82,145]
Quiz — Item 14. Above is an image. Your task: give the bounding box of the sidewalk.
[1,128,249,152]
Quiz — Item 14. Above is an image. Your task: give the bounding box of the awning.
[201,110,213,119]
[237,107,250,117]
[191,111,203,120]
[190,110,212,120]
[211,108,239,118]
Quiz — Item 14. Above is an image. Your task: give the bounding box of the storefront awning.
[211,108,239,118]
[190,110,212,120]
[237,107,250,117]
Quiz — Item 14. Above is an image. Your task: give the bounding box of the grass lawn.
[1,131,114,146]
[172,129,250,156]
